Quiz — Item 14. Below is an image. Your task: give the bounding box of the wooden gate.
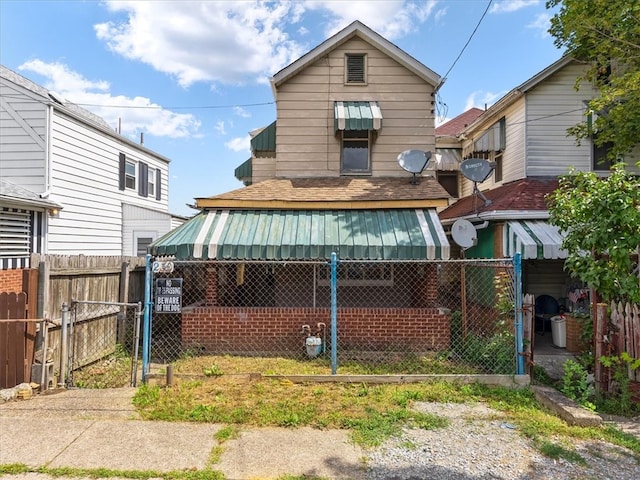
[0,292,37,388]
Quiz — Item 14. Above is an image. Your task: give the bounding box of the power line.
[76,101,275,110]
[440,0,493,83]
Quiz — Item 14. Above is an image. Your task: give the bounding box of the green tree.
[547,164,640,304]
[547,0,640,161]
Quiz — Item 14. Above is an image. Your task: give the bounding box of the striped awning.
[334,101,383,132]
[150,209,449,260]
[503,220,567,260]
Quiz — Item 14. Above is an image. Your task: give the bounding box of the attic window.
[345,54,366,84]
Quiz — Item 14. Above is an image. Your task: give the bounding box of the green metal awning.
[503,220,567,260]
[250,121,276,156]
[150,209,449,260]
[334,101,383,132]
[234,158,252,184]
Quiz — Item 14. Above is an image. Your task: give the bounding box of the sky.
[0,0,565,217]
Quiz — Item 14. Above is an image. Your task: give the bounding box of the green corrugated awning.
[503,220,567,260]
[234,158,252,184]
[250,121,276,156]
[334,101,382,132]
[150,209,449,260]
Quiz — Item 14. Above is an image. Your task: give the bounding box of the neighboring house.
[0,65,180,273]
[437,55,640,302]
[150,21,459,354]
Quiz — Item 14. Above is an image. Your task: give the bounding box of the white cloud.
[19,60,201,139]
[225,135,251,152]
[214,121,227,135]
[490,0,540,14]
[233,106,251,118]
[527,12,551,38]
[464,90,504,111]
[96,1,307,88]
[306,0,439,39]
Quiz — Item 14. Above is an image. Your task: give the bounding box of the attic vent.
[346,54,366,84]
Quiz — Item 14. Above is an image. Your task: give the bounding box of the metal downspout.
[142,254,152,381]
[514,253,525,375]
[330,252,338,375]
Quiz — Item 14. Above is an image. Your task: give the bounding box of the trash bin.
[550,315,566,348]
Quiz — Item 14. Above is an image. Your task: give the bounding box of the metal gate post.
[514,253,525,375]
[330,252,338,375]
[58,302,69,388]
[142,254,153,382]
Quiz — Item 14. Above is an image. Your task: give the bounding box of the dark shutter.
[138,162,148,197]
[156,169,161,200]
[118,153,126,190]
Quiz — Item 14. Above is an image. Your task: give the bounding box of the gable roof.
[271,21,441,90]
[439,177,559,221]
[0,64,171,163]
[196,177,450,209]
[461,56,576,134]
[436,108,484,137]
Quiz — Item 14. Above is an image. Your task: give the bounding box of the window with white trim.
[134,231,157,256]
[148,167,156,197]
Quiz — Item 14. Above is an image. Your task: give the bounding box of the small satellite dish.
[460,158,495,183]
[397,150,432,184]
[451,218,477,249]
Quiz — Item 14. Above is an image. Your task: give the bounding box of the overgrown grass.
[0,464,225,480]
[72,344,134,388]
[132,376,640,463]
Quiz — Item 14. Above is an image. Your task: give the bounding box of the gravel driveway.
[365,402,640,480]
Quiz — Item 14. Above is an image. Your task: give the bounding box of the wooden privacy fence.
[0,293,36,388]
[609,301,640,382]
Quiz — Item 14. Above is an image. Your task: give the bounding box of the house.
[149,21,469,356]
[437,55,640,304]
[0,65,181,276]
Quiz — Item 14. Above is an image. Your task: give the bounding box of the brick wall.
[181,306,450,354]
[0,269,24,294]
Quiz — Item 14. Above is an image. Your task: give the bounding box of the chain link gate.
[145,256,518,377]
[64,300,143,388]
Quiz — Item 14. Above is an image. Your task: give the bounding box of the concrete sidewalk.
[0,388,366,479]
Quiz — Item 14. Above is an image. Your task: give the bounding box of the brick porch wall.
[181,306,450,354]
[0,269,24,294]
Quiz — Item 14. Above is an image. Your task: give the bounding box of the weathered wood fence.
[29,254,147,385]
[609,301,640,382]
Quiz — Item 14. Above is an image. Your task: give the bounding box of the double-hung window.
[341,130,371,173]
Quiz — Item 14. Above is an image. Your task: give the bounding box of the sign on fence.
[155,278,183,313]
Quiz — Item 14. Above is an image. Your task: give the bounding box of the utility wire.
[440,0,493,83]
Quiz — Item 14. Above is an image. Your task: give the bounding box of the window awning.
[151,209,449,261]
[503,220,567,260]
[334,101,382,132]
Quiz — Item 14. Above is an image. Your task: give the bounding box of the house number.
[153,261,174,274]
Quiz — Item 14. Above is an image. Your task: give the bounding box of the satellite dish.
[460,158,495,207]
[397,150,432,184]
[460,158,494,183]
[451,219,477,249]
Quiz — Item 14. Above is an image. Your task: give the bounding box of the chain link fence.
[149,258,516,376]
[65,300,142,388]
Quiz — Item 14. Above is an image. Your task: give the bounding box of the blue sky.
[0,0,564,216]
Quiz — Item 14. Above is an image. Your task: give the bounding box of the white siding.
[0,79,47,192]
[122,203,172,256]
[275,37,436,179]
[525,64,598,176]
[47,110,170,255]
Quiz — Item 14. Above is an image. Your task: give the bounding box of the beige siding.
[275,37,435,179]
[460,98,526,197]
[525,64,598,176]
[0,79,47,192]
